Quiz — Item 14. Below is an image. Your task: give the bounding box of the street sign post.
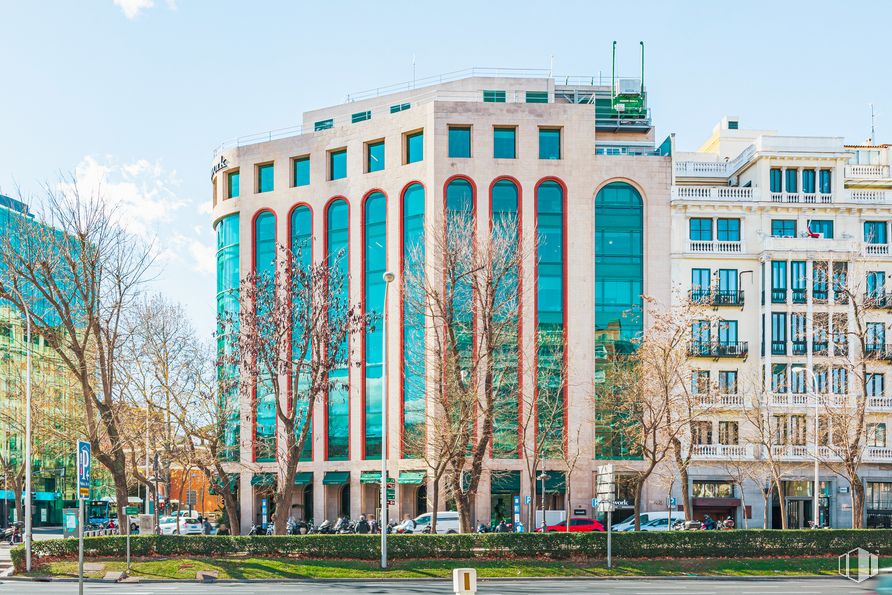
[76,440,91,595]
[596,464,615,569]
[124,506,138,571]
[385,477,396,506]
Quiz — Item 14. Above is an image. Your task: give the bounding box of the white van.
[612,511,681,532]
[412,511,461,534]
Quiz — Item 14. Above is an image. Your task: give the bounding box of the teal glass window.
[689,218,713,241]
[448,127,471,159]
[718,320,738,345]
[865,221,887,244]
[819,169,832,194]
[491,180,521,457]
[867,271,886,296]
[718,269,738,292]
[390,102,410,113]
[352,110,371,123]
[406,131,424,164]
[329,149,347,181]
[692,320,711,345]
[802,169,816,193]
[326,199,350,460]
[363,192,387,459]
[293,157,310,187]
[315,119,333,131]
[595,182,643,459]
[227,170,240,199]
[253,211,277,462]
[290,205,313,461]
[493,127,516,159]
[808,219,833,238]
[719,371,737,393]
[215,214,240,461]
[771,219,796,237]
[257,163,274,193]
[401,183,425,457]
[525,91,548,103]
[692,268,710,291]
[483,90,506,102]
[367,141,385,173]
[770,168,782,193]
[772,363,787,393]
[785,169,798,193]
[536,180,565,453]
[716,218,740,241]
[539,128,561,160]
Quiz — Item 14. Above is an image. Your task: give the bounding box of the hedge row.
[14,530,892,572]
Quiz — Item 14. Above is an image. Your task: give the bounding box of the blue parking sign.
[77,440,91,500]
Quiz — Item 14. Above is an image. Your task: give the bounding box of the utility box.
[62,508,79,538]
[452,568,477,594]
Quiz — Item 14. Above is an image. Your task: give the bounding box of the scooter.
[4,522,23,545]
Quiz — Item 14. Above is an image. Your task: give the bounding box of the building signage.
[513,495,520,524]
[77,440,91,500]
[211,155,229,179]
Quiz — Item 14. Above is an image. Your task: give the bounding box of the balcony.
[770,392,809,407]
[687,240,743,254]
[868,396,892,411]
[769,192,832,204]
[691,444,755,460]
[791,288,807,304]
[689,289,744,307]
[866,447,892,462]
[771,444,811,460]
[848,189,892,204]
[771,289,788,304]
[845,165,891,179]
[771,340,787,355]
[865,293,892,309]
[694,393,745,408]
[792,341,807,356]
[688,341,748,358]
[674,161,731,177]
[865,344,892,360]
[672,186,757,201]
[864,243,889,256]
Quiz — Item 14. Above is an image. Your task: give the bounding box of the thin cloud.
[113,0,155,19]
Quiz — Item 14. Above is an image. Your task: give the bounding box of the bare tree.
[235,242,365,535]
[0,182,154,532]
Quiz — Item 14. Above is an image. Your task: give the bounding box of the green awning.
[250,473,276,487]
[209,474,239,495]
[398,471,426,485]
[294,472,313,485]
[360,471,382,484]
[322,471,350,485]
[34,491,61,502]
[491,471,520,494]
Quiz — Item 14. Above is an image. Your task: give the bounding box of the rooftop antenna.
[870,103,876,144]
[412,54,416,90]
[611,41,616,101]
[549,54,554,78]
[640,41,645,94]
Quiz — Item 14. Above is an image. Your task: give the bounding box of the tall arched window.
[445,178,475,387]
[216,214,240,461]
[253,211,277,462]
[594,182,643,459]
[325,199,350,461]
[290,205,313,461]
[535,180,566,451]
[491,179,521,457]
[401,183,425,457]
[362,191,387,459]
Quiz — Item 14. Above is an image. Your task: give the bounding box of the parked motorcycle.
[333,516,355,534]
[316,519,334,534]
[4,521,23,545]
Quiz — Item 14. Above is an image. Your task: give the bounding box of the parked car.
[613,511,679,532]
[543,517,605,533]
[411,511,461,534]
[159,515,203,535]
[638,515,685,532]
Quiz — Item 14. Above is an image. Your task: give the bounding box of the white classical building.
[211,68,892,532]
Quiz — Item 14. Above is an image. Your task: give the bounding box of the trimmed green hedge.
[13,530,892,573]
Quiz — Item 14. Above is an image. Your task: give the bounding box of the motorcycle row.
[247,515,432,536]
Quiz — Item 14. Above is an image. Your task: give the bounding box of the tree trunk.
[672,439,692,521]
[527,472,537,530]
[851,476,865,529]
[454,487,473,533]
[565,484,571,532]
[773,475,787,529]
[633,479,644,531]
[739,482,748,529]
[430,477,440,534]
[113,469,131,535]
[762,487,770,529]
[11,477,23,525]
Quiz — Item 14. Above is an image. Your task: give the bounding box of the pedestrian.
[216,523,230,536]
[203,516,213,535]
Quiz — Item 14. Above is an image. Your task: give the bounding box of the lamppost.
[9,286,32,572]
[380,270,395,569]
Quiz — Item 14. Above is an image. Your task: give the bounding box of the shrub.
[13,530,892,573]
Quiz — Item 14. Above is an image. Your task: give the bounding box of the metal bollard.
[452,568,477,594]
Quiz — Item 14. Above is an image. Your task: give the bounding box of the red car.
[542,517,605,533]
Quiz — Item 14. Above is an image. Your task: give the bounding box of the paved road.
[0,578,878,594]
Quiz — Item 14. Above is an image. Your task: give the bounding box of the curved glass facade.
[253,211,277,462]
[491,180,521,457]
[290,205,313,461]
[363,192,387,459]
[215,213,240,461]
[594,182,643,459]
[326,199,351,460]
[401,183,425,456]
[535,180,566,452]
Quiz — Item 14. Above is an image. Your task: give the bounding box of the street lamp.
[9,286,32,572]
[380,270,395,569]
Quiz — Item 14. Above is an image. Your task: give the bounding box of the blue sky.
[1,0,889,336]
